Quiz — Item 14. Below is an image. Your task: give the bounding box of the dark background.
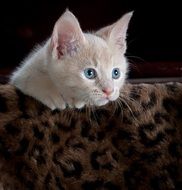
[1,0,182,78]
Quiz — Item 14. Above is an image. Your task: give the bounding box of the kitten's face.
[48,10,132,108]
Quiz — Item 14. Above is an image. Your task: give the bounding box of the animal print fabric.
[0,83,182,190]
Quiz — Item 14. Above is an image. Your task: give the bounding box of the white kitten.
[10,10,133,110]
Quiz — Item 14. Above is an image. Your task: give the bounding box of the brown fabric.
[0,83,182,190]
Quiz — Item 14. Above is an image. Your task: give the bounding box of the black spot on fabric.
[142,92,157,109]
[133,111,140,118]
[16,161,37,189]
[72,143,85,149]
[33,144,44,154]
[165,164,182,189]
[70,118,77,130]
[112,138,119,150]
[130,88,141,100]
[33,127,44,140]
[65,137,85,150]
[82,180,103,190]
[50,133,60,144]
[37,155,46,165]
[124,162,147,189]
[112,152,119,162]
[0,95,7,112]
[163,98,177,112]
[42,121,50,128]
[140,151,161,163]
[55,177,65,190]
[165,128,176,136]
[102,163,113,170]
[88,135,96,141]
[122,116,132,125]
[176,181,182,190]
[168,142,181,158]
[44,172,51,185]
[117,129,133,141]
[149,92,157,105]
[104,182,120,190]
[25,181,35,190]
[5,123,21,136]
[0,137,12,160]
[166,84,178,93]
[81,121,91,138]
[90,151,114,171]
[122,146,137,158]
[166,164,179,179]
[32,145,46,165]
[151,175,169,190]
[140,123,156,131]
[176,105,182,118]
[53,148,64,165]
[97,131,105,141]
[16,137,29,155]
[111,128,133,149]
[51,109,61,115]
[60,160,83,179]
[36,103,47,116]
[90,151,100,170]
[139,127,165,147]
[56,118,76,132]
[150,176,162,190]
[105,120,116,131]
[90,108,110,124]
[77,107,87,113]
[114,105,122,117]
[16,89,30,119]
[154,112,170,124]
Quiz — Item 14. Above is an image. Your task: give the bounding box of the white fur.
[10,10,133,110]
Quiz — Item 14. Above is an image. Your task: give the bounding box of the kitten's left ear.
[96,12,133,52]
[51,10,85,59]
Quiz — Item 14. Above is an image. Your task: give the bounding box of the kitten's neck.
[10,40,61,110]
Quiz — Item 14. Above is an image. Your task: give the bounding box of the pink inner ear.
[51,11,85,59]
[56,39,79,58]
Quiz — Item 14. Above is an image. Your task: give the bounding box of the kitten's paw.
[42,99,56,110]
[51,96,66,110]
[74,101,85,109]
[41,94,66,110]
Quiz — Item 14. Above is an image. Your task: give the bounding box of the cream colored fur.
[10,10,132,110]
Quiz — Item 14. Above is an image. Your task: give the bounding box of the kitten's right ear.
[96,12,133,53]
[51,10,85,59]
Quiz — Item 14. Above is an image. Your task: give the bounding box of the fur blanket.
[0,83,182,190]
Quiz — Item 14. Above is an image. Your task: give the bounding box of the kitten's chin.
[108,95,119,102]
[93,94,119,107]
[94,98,109,106]
[108,91,120,101]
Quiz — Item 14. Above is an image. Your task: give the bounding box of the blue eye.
[112,68,120,79]
[84,68,97,79]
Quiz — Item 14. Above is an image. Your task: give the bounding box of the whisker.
[126,55,147,63]
[118,96,138,122]
[115,98,124,122]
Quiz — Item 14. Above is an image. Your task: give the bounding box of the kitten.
[10,10,133,110]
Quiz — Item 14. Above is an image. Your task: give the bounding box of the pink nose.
[102,88,113,96]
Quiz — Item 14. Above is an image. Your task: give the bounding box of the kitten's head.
[47,10,133,108]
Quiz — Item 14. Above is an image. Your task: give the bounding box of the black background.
[1,0,182,78]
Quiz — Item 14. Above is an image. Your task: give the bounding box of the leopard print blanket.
[0,83,182,190]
